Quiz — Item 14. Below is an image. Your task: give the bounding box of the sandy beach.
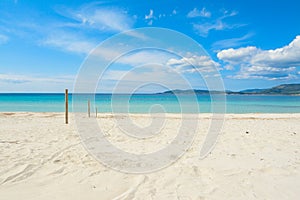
[0,112,299,200]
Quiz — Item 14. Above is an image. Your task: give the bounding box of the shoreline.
[2,111,300,115]
[1,111,300,119]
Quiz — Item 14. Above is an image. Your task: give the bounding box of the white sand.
[0,112,299,200]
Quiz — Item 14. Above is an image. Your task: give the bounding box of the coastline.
[0,112,299,199]
[1,93,300,113]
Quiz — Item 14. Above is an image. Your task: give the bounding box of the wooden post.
[96,107,98,118]
[65,89,68,124]
[88,99,90,118]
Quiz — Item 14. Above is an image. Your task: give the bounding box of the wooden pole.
[65,89,68,124]
[88,99,90,118]
[96,107,98,118]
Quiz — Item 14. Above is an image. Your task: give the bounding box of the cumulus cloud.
[217,46,259,63]
[187,8,211,18]
[217,36,300,80]
[252,36,300,67]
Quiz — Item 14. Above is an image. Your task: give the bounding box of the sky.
[0,0,300,93]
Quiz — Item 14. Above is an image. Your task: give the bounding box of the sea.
[0,93,300,113]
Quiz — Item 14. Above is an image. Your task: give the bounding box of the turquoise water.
[0,93,300,113]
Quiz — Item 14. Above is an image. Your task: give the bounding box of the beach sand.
[0,112,299,200]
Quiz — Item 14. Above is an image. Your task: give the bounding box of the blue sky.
[0,0,300,92]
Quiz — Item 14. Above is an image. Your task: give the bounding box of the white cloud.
[0,74,31,84]
[103,66,171,82]
[92,51,221,92]
[224,65,234,70]
[187,8,211,18]
[98,64,197,93]
[145,9,154,25]
[5,2,136,55]
[38,2,137,54]
[61,4,134,32]
[84,9,132,31]
[247,66,296,73]
[193,21,243,37]
[0,73,74,92]
[166,55,221,73]
[217,36,300,80]
[229,68,297,80]
[92,46,122,60]
[252,36,300,67]
[86,50,221,93]
[158,14,166,18]
[94,47,221,74]
[145,9,154,19]
[93,47,174,66]
[41,31,96,54]
[193,21,226,37]
[220,10,238,18]
[217,46,259,63]
[0,34,9,44]
[212,33,254,49]
[118,51,172,65]
[0,73,73,83]
[192,10,242,37]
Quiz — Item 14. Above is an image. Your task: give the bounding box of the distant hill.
[160,89,225,95]
[252,84,300,95]
[239,88,265,94]
[158,84,300,95]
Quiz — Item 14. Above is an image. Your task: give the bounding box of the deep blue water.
[0,93,300,113]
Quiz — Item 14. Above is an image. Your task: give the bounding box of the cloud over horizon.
[217,36,300,80]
